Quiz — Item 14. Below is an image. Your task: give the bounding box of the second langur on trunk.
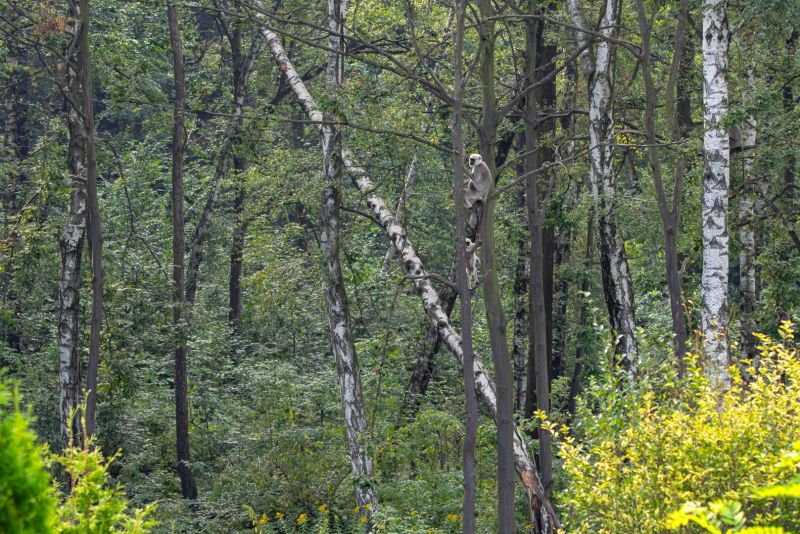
[465,237,480,287]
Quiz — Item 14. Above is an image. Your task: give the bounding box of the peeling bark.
[320,0,376,510]
[572,0,638,367]
[701,0,731,387]
[59,0,90,450]
[260,25,559,532]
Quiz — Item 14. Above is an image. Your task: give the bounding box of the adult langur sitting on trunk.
[464,153,492,244]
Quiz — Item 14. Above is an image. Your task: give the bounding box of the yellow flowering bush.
[558,326,800,533]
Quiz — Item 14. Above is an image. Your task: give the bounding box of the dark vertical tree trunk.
[452,3,476,529]
[635,0,689,368]
[568,209,594,419]
[512,185,529,414]
[77,0,103,440]
[523,0,552,495]
[476,0,515,528]
[227,16,247,331]
[167,3,198,499]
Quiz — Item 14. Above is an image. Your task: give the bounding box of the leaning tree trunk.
[320,0,377,510]
[259,24,560,532]
[571,0,637,367]
[167,3,198,499]
[59,0,90,450]
[738,66,759,362]
[701,0,731,388]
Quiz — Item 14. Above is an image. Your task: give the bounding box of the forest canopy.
[2,0,800,532]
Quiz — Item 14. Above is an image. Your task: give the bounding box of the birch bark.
[320,0,377,510]
[258,25,559,532]
[570,0,638,367]
[702,0,731,387]
[59,0,89,449]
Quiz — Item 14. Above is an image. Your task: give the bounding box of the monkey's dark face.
[469,156,476,166]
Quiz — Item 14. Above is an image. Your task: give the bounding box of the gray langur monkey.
[465,237,480,287]
[464,153,492,210]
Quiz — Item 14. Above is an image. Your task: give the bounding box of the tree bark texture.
[74,0,103,441]
[571,0,638,367]
[738,66,758,362]
[59,0,89,450]
[523,2,552,495]
[320,0,377,510]
[701,0,731,388]
[259,26,560,532]
[167,3,198,499]
[451,3,477,529]
[475,0,515,528]
[636,0,689,365]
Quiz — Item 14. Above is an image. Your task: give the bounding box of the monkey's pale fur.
[465,153,491,209]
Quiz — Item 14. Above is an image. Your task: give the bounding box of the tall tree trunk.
[320,0,377,510]
[59,0,90,450]
[701,0,731,388]
[571,0,638,367]
[475,0,515,528]
[512,197,529,414]
[738,65,759,362]
[167,3,198,499]
[568,207,593,419]
[523,1,552,495]
[635,0,689,366]
[451,3,477,529]
[260,27,559,531]
[227,17,248,331]
[77,0,103,440]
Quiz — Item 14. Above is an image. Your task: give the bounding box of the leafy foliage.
[559,326,800,533]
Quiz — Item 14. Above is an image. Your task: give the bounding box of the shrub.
[0,380,56,533]
[558,324,800,533]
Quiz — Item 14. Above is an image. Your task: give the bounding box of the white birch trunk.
[738,66,758,362]
[59,1,88,448]
[702,0,731,387]
[319,0,377,510]
[259,25,559,531]
[582,0,638,367]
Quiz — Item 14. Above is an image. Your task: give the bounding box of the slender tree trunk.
[738,65,758,361]
[523,1,552,495]
[451,3,476,529]
[320,0,377,510]
[167,3,198,499]
[635,0,689,366]
[59,0,90,450]
[701,0,731,388]
[475,0,515,528]
[74,0,103,440]
[512,204,529,414]
[260,27,559,530]
[227,16,247,331]
[571,0,637,367]
[568,209,593,419]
